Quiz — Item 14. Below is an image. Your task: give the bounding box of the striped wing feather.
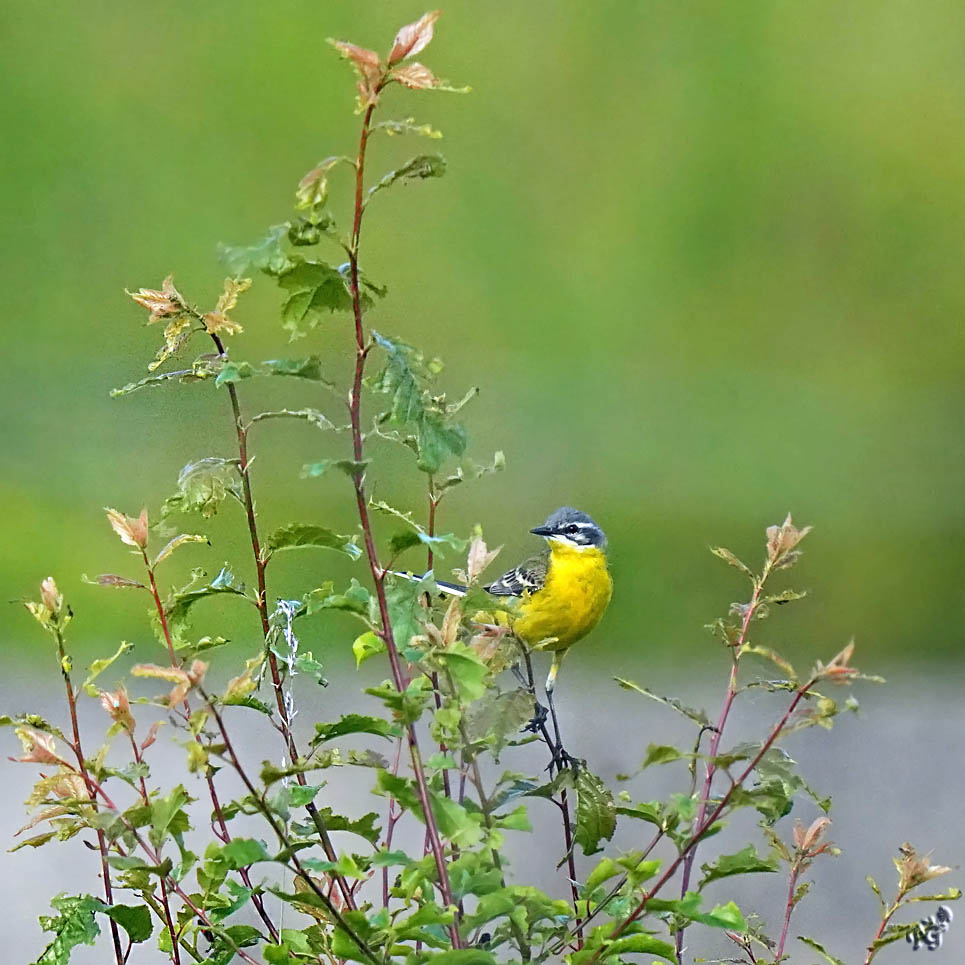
[484,553,548,597]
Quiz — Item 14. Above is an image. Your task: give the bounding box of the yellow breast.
[512,543,612,651]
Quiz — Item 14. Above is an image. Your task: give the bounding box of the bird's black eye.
[565,524,578,534]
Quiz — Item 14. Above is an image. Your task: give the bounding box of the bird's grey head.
[530,507,607,550]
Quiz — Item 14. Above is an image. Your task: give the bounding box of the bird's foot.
[524,703,549,733]
[546,742,579,775]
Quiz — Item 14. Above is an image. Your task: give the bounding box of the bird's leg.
[545,651,576,772]
[515,645,550,734]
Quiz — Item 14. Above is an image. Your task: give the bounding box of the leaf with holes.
[266,523,361,560]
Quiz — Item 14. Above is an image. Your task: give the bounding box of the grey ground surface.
[3,659,963,964]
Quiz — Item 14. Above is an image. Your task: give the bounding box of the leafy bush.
[7,11,959,965]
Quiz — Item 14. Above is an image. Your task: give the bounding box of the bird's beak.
[529,525,553,537]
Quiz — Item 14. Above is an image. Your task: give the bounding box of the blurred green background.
[3,0,965,681]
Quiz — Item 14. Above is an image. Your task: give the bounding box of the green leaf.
[377,771,483,847]
[643,743,685,768]
[101,904,152,944]
[616,800,664,826]
[371,331,468,474]
[375,118,443,139]
[415,416,468,474]
[710,545,755,578]
[218,223,294,276]
[313,808,382,845]
[33,894,101,965]
[277,260,354,338]
[438,647,489,702]
[313,714,395,744]
[606,934,678,962]
[646,892,746,931]
[389,529,423,555]
[352,631,385,667]
[160,458,242,520]
[698,900,746,930]
[906,887,962,902]
[152,533,208,568]
[385,574,433,651]
[699,845,778,889]
[221,838,271,869]
[266,523,361,560]
[368,153,447,202]
[10,830,60,852]
[797,936,846,965]
[81,641,133,696]
[419,950,495,965]
[287,784,321,807]
[585,857,622,892]
[247,407,335,432]
[262,356,327,380]
[464,688,535,753]
[306,579,372,618]
[159,566,250,645]
[110,368,205,397]
[295,156,346,210]
[149,785,193,848]
[574,769,617,855]
[614,678,709,726]
[302,458,369,479]
[214,360,256,386]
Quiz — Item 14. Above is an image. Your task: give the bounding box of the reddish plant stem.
[344,86,459,941]
[552,829,665,953]
[587,675,819,964]
[52,627,124,965]
[863,890,907,965]
[775,863,801,960]
[141,549,280,942]
[204,329,356,911]
[128,733,182,964]
[200,690,380,965]
[426,481,454,802]
[382,734,405,906]
[675,575,766,960]
[84,776,261,965]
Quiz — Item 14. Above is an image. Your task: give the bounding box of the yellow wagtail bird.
[406,506,613,761]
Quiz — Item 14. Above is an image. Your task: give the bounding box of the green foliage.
[371,331,469,473]
[367,153,447,203]
[265,522,361,559]
[8,11,952,965]
[157,565,251,645]
[160,458,243,520]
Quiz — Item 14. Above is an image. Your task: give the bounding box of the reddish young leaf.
[392,62,439,90]
[388,10,441,65]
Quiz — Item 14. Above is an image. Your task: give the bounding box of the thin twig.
[675,566,770,960]
[775,864,801,960]
[52,626,124,965]
[342,79,460,944]
[83,773,263,965]
[140,547,280,943]
[201,326,356,911]
[128,733,182,964]
[201,691,382,965]
[586,675,820,965]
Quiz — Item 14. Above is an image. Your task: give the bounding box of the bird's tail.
[389,570,468,598]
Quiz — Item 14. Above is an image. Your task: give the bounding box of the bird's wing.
[484,553,548,597]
